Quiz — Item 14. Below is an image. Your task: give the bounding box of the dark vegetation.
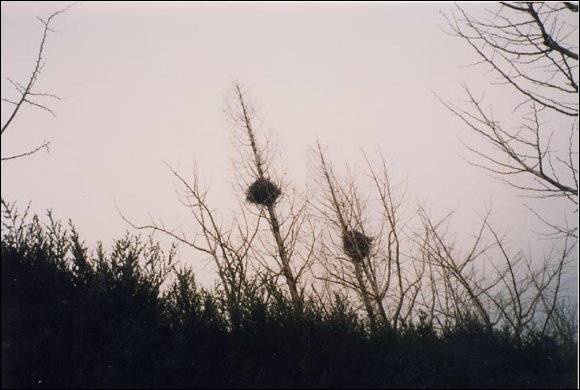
[1,202,576,389]
[1,3,577,389]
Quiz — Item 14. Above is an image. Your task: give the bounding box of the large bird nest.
[342,230,373,263]
[246,177,281,206]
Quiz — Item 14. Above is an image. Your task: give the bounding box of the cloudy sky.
[1,2,576,287]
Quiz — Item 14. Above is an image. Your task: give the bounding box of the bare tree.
[123,163,262,328]
[226,83,314,309]
[311,144,424,330]
[126,84,312,316]
[312,144,381,328]
[415,205,574,340]
[1,5,72,162]
[363,152,430,331]
[440,2,578,238]
[308,137,573,337]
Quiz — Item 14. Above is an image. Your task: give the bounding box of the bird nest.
[246,177,281,206]
[342,230,373,262]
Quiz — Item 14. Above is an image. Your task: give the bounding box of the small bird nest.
[342,230,373,263]
[246,177,281,206]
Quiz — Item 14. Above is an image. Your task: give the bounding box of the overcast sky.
[1,2,576,288]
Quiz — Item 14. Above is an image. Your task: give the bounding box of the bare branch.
[1,141,50,161]
[1,4,73,162]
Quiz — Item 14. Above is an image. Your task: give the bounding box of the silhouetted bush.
[1,205,576,388]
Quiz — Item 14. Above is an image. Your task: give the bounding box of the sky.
[1,2,577,289]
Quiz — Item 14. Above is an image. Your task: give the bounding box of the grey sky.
[1,2,576,287]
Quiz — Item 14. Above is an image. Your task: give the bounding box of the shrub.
[1,204,576,388]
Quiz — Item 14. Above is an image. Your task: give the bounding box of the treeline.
[1,201,576,389]
[121,85,575,344]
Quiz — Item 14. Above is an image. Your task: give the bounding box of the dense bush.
[1,208,576,388]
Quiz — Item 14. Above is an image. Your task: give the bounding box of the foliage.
[1,204,576,389]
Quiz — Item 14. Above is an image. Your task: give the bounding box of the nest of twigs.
[342,230,373,263]
[246,177,281,206]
